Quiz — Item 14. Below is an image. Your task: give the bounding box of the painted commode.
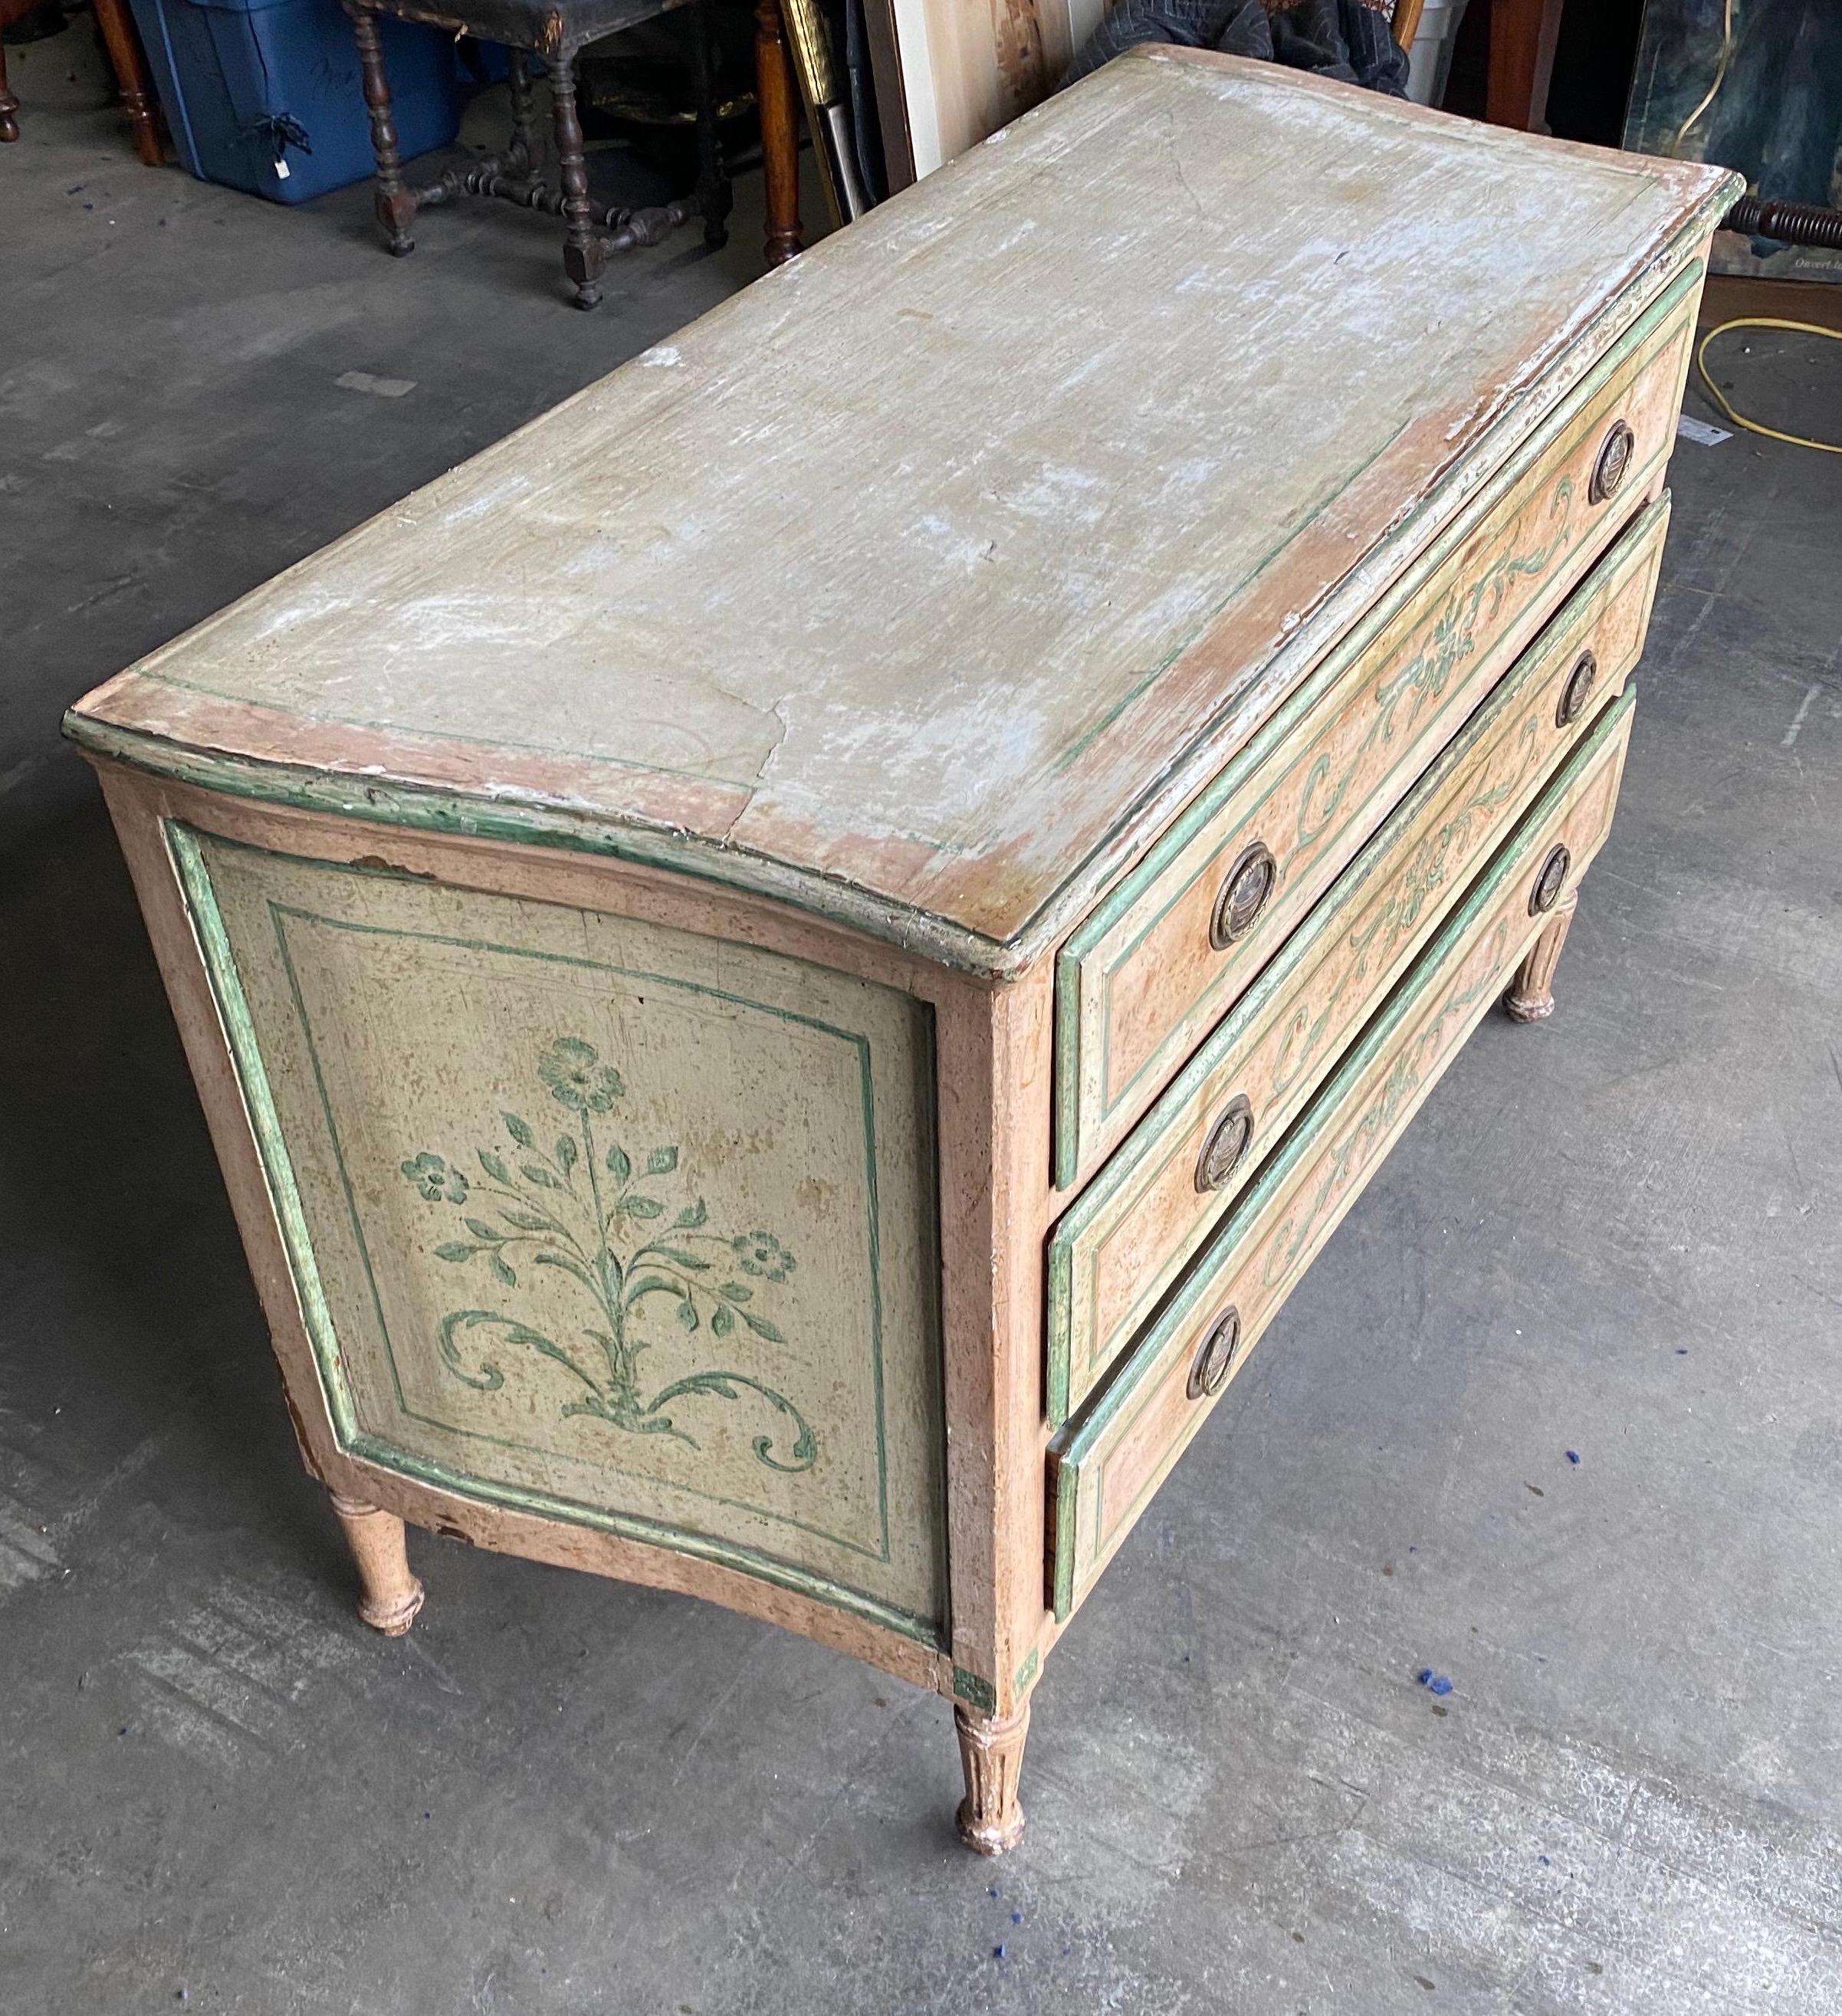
[66,51,1739,1851]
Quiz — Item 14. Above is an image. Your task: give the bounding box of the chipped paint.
[65,53,1739,974]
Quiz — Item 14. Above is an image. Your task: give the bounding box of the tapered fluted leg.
[93,0,162,165]
[954,1702,1029,1855]
[548,53,605,309]
[330,1492,425,1635]
[349,5,416,254]
[1504,889,1578,1023]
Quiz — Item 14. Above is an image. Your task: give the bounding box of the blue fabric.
[1065,0,1409,97]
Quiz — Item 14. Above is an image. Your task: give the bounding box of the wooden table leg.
[348,4,417,255]
[549,50,607,311]
[754,0,803,266]
[0,38,19,146]
[506,48,540,169]
[954,1701,1029,1854]
[330,1492,425,1635]
[1503,888,1578,1023]
[691,0,732,251]
[1485,0,1565,133]
[91,0,162,166]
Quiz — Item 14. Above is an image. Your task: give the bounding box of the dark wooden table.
[1,0,160,163]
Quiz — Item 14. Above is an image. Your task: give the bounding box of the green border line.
[952,1666,998,1711]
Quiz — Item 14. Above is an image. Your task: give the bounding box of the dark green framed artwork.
[1627,0,1842,281]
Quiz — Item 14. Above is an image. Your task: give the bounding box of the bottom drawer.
[1048,688,1636,1621]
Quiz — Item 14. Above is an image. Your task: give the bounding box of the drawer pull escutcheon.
[1195,1095,1256,1194]
[1590,421,1635,505]
[1187,1308,1242,1400]
[1210,842,1277,949]
[1556,649,1598,727]
[1530,844,1571,915]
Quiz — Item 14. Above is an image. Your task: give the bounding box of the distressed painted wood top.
[67,49,1736,974]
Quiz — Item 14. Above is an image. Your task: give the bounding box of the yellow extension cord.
[1696,317,1842,456]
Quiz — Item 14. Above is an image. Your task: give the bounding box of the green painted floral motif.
[401,1152,468,1204]
[399,1036,817,1473]
[1260,924,1510,1293]
[1272,767,1528,1098]
[732,1233,794,1282]
[1294,478,1578,851]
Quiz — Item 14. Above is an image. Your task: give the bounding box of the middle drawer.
[1045,493,1668,1427]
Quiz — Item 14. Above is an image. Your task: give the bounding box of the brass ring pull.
[1590,420,1635,505]
[1210,842,1276,950]
[1194,1095,1255,1194]
[1531,843,1571,916]
[1187,1307,1241,1400]
[1556,649,1598,728]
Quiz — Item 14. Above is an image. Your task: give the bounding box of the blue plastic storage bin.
[126,0,463,203]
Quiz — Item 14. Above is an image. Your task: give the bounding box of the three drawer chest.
[67,51,1739,1852]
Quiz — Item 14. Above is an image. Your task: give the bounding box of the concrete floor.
[5,31,1842,2015]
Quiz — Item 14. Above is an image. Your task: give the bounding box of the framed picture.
[1626,0,1842,281]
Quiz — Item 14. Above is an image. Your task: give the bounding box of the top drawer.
[1050,266,1700,1190]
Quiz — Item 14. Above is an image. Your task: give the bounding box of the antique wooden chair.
[1391,0,1425,50]
[343,0,733,307]
[0,0,161,162]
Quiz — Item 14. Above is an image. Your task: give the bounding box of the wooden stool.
[343,0,732,308]
[1,0,162,163]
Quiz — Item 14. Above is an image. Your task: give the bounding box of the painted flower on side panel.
[399,1037,816,1473]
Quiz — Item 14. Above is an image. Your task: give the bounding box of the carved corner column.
[754,0,803,266]
[330,1492,425,1635]
[954,1701,1029,1854]
[1503,888,1578,1023]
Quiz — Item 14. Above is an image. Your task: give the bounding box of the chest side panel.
[172,829,948,1643]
